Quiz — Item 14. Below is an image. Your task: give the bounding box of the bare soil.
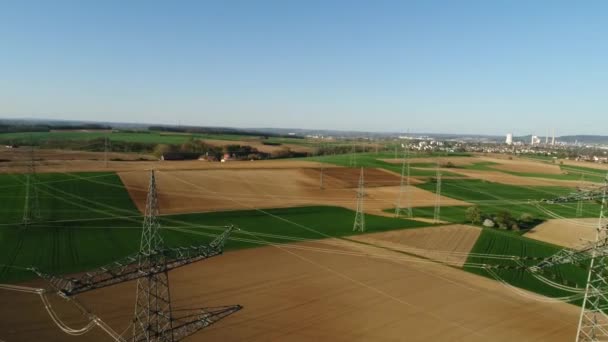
[524,218,598,248]
[350,224,482,267]
[118,168,469,216]
[0,236,580,341]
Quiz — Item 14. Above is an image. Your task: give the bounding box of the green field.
[388,202,601,227]
[307,152,465,176]
[0,131,307,146]
[464,228,587,302]
[417,178,571,202]
[0,167,595,304]
[412,178,600,226]
[0,172,430,282]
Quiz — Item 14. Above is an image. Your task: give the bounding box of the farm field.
[0,170,435,282]
[0,130,283,145]
[117,168,469,216]
[464,228,588,300]
[0,234,581,342]
[307,152,465,177]
[0,149,599,341]
[349,224,482,267]
[524,218,598,248]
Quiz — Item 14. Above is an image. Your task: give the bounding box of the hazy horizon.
[2,1,607,136]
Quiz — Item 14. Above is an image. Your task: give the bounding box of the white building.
[531,135,541,145]
[505,133,513,145]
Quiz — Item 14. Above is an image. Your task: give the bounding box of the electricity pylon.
[433,162,442,223]
[395,146,412,218]
[132,169,172,340]
[353,167,365,232]
[22,144,40,227]
[40,170,242,341]
[320,166,325,190]
[577,174,585,217]
[576,176,608,342]
[104,136,109,168]
[131,170,242,342]
[349,143,357,167]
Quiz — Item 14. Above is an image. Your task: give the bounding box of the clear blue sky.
[1,0,607,135]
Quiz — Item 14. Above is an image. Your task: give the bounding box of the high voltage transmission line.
[527,174,608,341]
[576,176,608,342]
[395,144,412,218]
[22,143,40,228]
[433,162,442,223]
[38,170,241,341]
[349,143,357,167]
[353,167,365,232]
[577,173,586,217]
[319,165,325,190]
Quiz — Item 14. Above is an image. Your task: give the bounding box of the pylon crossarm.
[43,225,237,295]
[168,305,243,341]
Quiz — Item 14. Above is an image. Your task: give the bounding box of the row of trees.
[464,206,540,231]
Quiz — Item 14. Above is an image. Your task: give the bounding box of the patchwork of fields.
[0,144,600,341]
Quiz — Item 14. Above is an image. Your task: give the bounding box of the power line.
[395,145,412,218]
[577,174,585,217]
[576,175,608,342]
[353,167,365,232]
[22,142,40,228]
[433,162,442,223]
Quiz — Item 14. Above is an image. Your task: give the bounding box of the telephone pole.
[353,167,366,232]
[433,162,442,223]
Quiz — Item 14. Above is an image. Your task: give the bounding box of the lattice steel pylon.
[349,143,357,167]
[320,166,325,190]
[22,144,40,227]
[576,175,608,342]
[353,167,365,232]
[395,146,412,218]
[433,163,442,223]
[132,170,241,342]
[133,170,172,341]
[104,136,109,168]
[577,174,586,217]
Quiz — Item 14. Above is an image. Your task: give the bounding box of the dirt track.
[118,168,469,216]
[0,235,580,341]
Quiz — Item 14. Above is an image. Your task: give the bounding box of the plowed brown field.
[351,224,482,267]
[118,168,469,216]
[524,218,598,248]
[0,236,579,341]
